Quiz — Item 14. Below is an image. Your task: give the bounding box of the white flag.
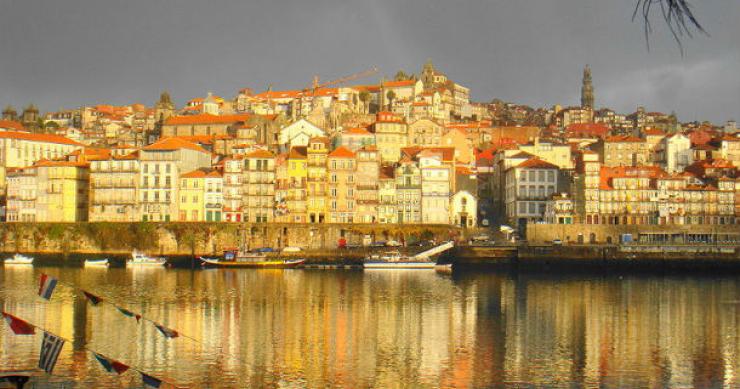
[39,332,65,374]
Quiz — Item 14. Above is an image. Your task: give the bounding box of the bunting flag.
[141,372,163,388]
[38,274,58,300]
[93,353,129,375]
[2,312,35,335]
[38,332,65,374]
[154,323,179,339]
[82,291,103,306]
[117,307,142,322]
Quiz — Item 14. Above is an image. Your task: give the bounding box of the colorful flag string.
[34,274,257,370]
[1,310,180,388]
[38,274,198,343]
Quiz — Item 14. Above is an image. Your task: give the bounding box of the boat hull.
[200,257,306,268]
[126,260,167,267]
[363,261,438,269]
[4,255,33,265]
[84,259,109,267]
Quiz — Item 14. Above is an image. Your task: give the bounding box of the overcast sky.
[1,0,738,123]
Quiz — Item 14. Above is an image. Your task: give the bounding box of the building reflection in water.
[1,266,740,388]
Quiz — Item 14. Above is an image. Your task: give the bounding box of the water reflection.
[1,266,740,388]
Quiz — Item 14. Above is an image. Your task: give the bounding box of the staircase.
[412,241,455,260]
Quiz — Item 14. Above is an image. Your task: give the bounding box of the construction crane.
[306,66,379,94]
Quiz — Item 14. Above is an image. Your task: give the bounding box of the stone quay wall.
[0,222,462,256]
[526,224,740,244]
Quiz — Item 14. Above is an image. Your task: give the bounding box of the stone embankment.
[0,222,461,256]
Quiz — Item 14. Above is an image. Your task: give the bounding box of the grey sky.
[1,0,738,123]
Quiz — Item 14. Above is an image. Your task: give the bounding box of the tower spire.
[581,65,594,109]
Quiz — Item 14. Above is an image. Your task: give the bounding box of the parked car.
[552,239,563,246]
[370,241,387,247]
[471,234,489,242]
[385,240,402,247]
[256,247,274,253]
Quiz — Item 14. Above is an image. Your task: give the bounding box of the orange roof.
[34,159,89,168]
[606,135,643,143]
[383,80,416,88]
[288,146,307,159]
[245,149,275,158]
[112,143,136,149]
[599,165,666,190]
[172,135,215,145]
[164,113,250,126]
[643,128,666,136]
[181,168,222,179]
[565,123,609,137]
[0,131,83,146]
[456,166,473,175]
[143,137,209,153]
[253,89,302,100]
[344,127,372,135]
[328,146,355,159]
[514,158,559,170]
[0,120,25,131]
[401,146,455,162]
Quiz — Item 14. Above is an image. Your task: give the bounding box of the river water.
[2,265,740,388]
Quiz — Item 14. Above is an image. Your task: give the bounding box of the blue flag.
[141,373,162,388]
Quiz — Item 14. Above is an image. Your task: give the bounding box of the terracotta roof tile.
[143,137,209,153]
[328,146,355,159]
[164,113,250,126]
[245,149,275,158]
[0,120,25,131]
[383,80,416,88]
[514,158,559,170]
[288,146,308,159]
[0,131,83,146]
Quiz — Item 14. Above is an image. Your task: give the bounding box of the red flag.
[93,353,130,375]
[117,307,142,322]
[82,291,103,305]
[154,323,179,338]
[2,312,35,335]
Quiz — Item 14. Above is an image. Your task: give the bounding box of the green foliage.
[47,224,67,240]
[394,70,412,81]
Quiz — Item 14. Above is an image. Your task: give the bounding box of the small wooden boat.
[126,251,167,267]
[199,249,305,268]
[3,254,33,266]
[84,258,110,267]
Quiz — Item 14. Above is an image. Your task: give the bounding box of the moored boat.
[199,249,305,268]
[84,258,110,267]
[363,251,438,269]
[3,254,34,266]
[126,251,167,267]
